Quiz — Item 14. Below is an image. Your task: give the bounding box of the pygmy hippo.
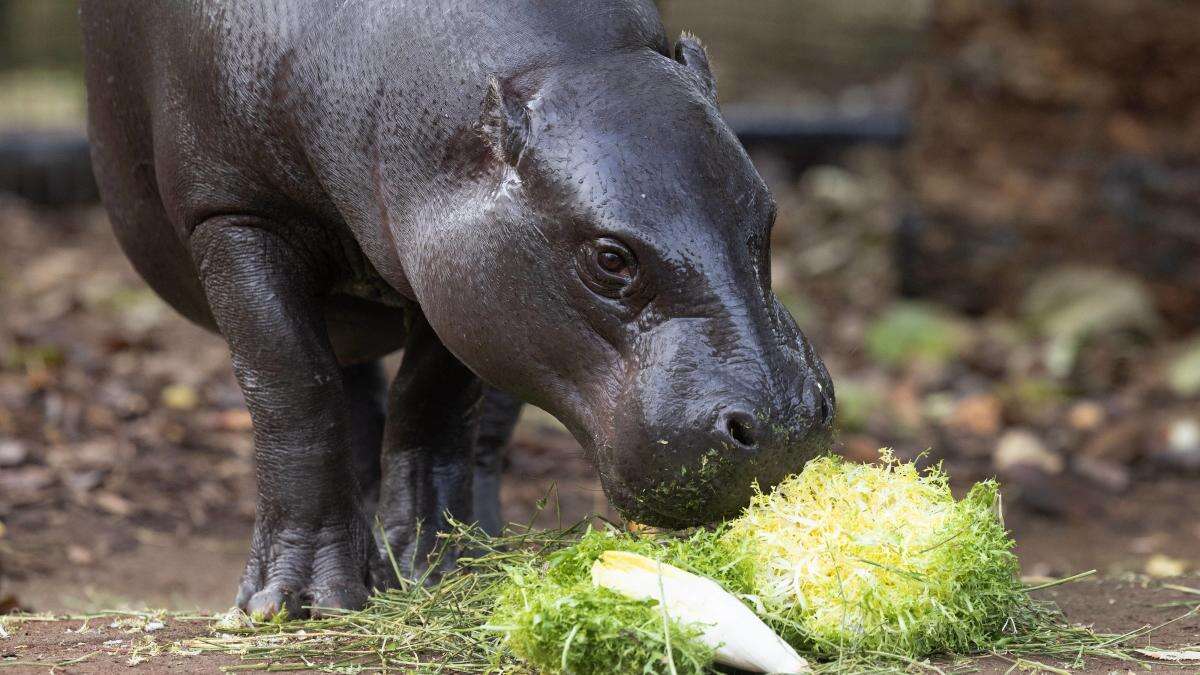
[80,0,835,618]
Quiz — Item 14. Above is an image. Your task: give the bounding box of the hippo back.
[81,0,671,297]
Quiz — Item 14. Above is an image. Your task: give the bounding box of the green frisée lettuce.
[488,529,724,675]
[725,451,1022,657]
[491,451,1025,672]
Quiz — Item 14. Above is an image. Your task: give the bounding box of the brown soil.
[3,173,1200,672]
[965,578,1200,674]
[1,617,236,673]
[4,579,1200,673]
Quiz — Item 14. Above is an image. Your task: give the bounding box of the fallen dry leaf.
[947,393,1003,436]
[67,544,95,566]
[1145,554,1188,578]
[92,491,134,516]
[211,409,252,432]
[161,383,200,411]
[0,466,55,494]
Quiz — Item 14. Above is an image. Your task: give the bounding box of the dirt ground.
[4,579,1200,673]
[0,200,1198,602]
[3,177,1200,672]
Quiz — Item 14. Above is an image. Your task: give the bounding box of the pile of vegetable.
[195,452,1151,673]
[490,451,1020,673]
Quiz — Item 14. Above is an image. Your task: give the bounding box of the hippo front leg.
[373,313,482,584]
[191,219,376,619]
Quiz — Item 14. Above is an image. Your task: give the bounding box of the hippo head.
[416,38,834,527]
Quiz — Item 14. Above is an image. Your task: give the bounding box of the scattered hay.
[187,523,1191,672]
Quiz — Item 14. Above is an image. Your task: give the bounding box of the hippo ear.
[674,32,717,103]
[479,76,532,167]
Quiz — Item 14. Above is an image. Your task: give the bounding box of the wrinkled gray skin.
[80,0,835,618]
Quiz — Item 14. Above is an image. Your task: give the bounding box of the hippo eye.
[598,250,626,273]
[576,237,638,298]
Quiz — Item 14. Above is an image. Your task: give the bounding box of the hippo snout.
[599,323,836,528]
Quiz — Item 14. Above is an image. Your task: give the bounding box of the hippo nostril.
[817,388,833,427]
[804,379,836,429]
[722,410,758,449]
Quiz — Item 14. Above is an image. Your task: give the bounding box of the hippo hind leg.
[473,387,522,536]
[372,313,484,584]
[346,362,520,559]
[342,361,387,514]
[190,216,376,619]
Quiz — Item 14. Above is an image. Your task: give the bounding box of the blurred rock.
[945,393,1002,437]
[1022,267,1160,380]
[1001,466,1073,518]
[1145,554,1188,578]
[63,469,105,493]
[98,380,149,418]
[921,391,955,424]
[1067,401,1106,432]
[66,544,94,566]
[967,319,1023,378]
[1078,419,1145,466]
[999,377,1067,428]
[1150,415,1200,471]
[1169,338,1200,398]
[795,234,857,277]
[864,302,973,370]
[1130,533,1172,555]
[934,427,993,460]
[92,491,134,517]
[995,429,1062,475]
[1023,268,1159,335]
[43,439,124,475]
[801,165,869,214]
[1169,418,1200,453]
[1073,456,1130,493]
[0,440,27,467]
[21,248,87,295]
[0,466,54,504]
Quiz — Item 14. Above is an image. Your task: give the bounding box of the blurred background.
[1,0,1198,614]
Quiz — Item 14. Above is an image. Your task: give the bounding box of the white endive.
[591,550,810,674]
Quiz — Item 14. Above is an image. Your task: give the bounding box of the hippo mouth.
[595,414,837,529]
[601,481,709,530]
[598,456,751,529]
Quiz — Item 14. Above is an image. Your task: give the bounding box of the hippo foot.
[235,515,375,620]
